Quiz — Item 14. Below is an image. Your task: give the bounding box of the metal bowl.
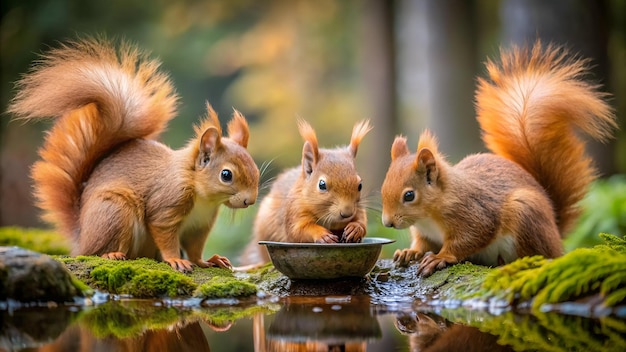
[259,237,395,280]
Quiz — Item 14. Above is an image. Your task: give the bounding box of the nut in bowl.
[259,237,395,280]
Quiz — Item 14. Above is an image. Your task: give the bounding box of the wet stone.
[0,246,82,303]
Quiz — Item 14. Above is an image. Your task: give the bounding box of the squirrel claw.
[316,233,339,243]
[101,252,127,261]
[393,249,424,267]
[165,258,194,273]
[342,222,365,243]
[417,253,452,277]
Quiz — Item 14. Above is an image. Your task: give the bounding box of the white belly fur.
[414,218,518,267]
[468,234,517,266]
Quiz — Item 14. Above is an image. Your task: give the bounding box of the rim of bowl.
[258,237,395,248]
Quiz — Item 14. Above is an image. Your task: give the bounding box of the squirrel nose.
[382,214,394,228]
[340,211,353,219]
[243,198,255,207]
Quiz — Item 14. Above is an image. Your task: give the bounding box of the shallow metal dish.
[259,237,395,280]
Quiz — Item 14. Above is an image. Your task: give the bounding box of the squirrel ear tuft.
[349,119,373,158]
[391,136,410,160]
[227,109,250,148]
[301,141,318,177]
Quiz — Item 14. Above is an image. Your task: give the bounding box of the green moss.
[428,263,492,299]
[472,234,626,311]
[58,256,196,297]
[0,226,70,255]
[57,255,262,299]
[195,276,257,299]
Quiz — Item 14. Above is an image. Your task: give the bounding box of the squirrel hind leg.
[76,189,145,259]
[500,188,563,259]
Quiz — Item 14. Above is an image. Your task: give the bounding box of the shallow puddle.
[2,294,623,351]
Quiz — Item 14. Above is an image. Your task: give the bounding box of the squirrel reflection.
[38,319,224,352]
[395,312,512,352]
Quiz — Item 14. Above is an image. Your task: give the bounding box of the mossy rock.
[403,233,626,316]
[0,247,86,303]
[57,256,259,299]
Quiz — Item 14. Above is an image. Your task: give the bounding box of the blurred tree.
[500,0,620,175]
[360,0,398,191]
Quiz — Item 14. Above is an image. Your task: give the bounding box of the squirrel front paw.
[393,249,424,267]
[101,252,127,260]
[417,252,457,277]
[342,222,365,243]
[165,258,194,273]
[315,232,340,243]
[198,254,233,270]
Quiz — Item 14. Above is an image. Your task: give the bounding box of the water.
[2,295,624,351]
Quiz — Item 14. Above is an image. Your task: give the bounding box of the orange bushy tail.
[8,37,178,238]
[475,41,617,235]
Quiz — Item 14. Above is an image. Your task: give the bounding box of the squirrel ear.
[391,136,410,160]
[227,109,250,148]
[301,141,318,177]
[349,119,373,158]
[416,148,438,185]
[198,126,221,167]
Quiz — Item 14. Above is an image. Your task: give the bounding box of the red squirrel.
[381,41,617,276]
[9,37,260,272]
[240,119,372,265]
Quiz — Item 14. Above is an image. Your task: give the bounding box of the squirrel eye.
[318,179,327,191]
[221,169,233,183]
[358,182,362,192]
[403,190,415,203]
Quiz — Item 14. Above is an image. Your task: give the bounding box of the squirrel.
[8,37,260,272]
[240,119,372,265]
[381,41,617,276]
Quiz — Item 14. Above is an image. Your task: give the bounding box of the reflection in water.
[1,297,624,351]
[394,312,513,352]
[37,320,211,352]
[261,296,381,351]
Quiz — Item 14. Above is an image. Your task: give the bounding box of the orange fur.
[476,42,616,234]
[9,37,260,272]
[381,41,617,276]
[240,119,372,265]
[9,37,177,237]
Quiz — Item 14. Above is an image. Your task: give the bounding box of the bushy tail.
[476,41,617,236]
[8,37,178,237]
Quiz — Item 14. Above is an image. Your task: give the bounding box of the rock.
[0,246,83,303]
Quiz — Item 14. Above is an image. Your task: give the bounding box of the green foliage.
[0,227,70,255]
[475,234,626,311]
[565,175,626,251]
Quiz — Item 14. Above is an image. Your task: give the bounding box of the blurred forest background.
[1,0,625,263]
